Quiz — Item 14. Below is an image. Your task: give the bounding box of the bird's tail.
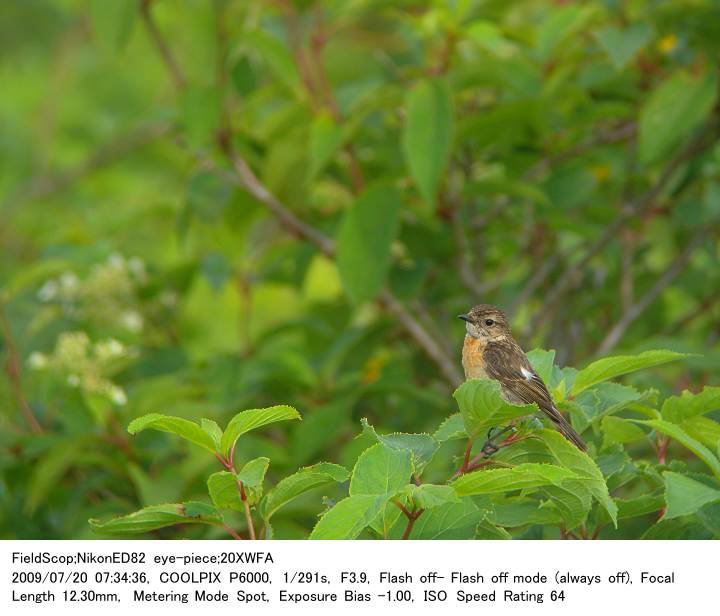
[549,407,587,451]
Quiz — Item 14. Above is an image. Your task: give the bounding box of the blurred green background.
[1,0,719,538]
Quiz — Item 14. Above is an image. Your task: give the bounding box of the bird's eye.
[485,319,495,326]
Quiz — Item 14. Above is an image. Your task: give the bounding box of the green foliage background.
[1,0,719,539]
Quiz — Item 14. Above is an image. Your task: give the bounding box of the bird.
[458,304,587,451]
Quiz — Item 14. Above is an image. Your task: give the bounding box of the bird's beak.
[457,314,472,323]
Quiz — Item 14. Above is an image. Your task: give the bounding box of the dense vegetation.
[1,0,718,540]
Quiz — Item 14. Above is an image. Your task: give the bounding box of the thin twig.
[139,0,186,90]
[221,523,244,540]
[0,301,43,433]
[237,480,257,540]
[595,230,706,354]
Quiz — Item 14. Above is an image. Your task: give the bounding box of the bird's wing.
[483,343,560,420]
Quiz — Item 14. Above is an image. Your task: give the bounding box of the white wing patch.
[521,367,534,381]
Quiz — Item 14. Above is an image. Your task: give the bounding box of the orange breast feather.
[461,335,489,380]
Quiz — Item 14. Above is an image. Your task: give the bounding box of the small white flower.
[37,280,59,302]
[27,352,48,369]
[120,311,143,333]
[95,338,125,361]
[67,374,81,387]
[109,386,127,406]
[59,271,79,292]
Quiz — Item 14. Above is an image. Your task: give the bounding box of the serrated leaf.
[404,484,460,510]
[336,183,402,303]
[433,413,467,442]
[454,378,537,438]
[492,498,563,527]
[400,499,487,539]
[453,463,577,496]
[661,386,720,423]
[664,472,720,519]
[526,348,556,385]
[201,418,223,451]
[639,70,717,165]
[602,416,647,448]
[128,413,217,453]
[349,443,413,496]
[89,502,221,535]
[539,429,618,526]
[309,494,388,539]
[572,350,687,395]
[220,405,301,457]
[361,419,439,472]
[236,457,270,488]
[402,78,453,206]
[636,419,720,481]
[616,493,665,520]
[260,463,349,521]
[207,471,243,511]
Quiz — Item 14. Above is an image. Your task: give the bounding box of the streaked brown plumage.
[459,304,586,451]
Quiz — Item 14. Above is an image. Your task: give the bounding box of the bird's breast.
[462,335,489,380]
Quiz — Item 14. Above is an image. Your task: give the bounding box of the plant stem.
[237,480,257,540]
[222,523,244,540]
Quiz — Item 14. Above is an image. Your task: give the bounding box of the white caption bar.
[0,540,710,615]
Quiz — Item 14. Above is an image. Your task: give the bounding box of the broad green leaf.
[245,30,299,91]
[220,405,301,456]
[336,183,402,303]
[89,502,221,535]
[661,386,720,423]
[476,520,512,539]
[260,463,349,521]
[433,413,467,442]
[349,443,413,496]
[616,493,665,520]
[404,484,460,510]
[543,480,593,529]
[452,463,577,496]
[572,350,687,395]
[636,419,720,480]
[639,70,717,165]
[128,413,216,453]
[540,430,618,526]
[236,457,270,488]
[398,499,487,540]
[361,418,439,472]
[309,495,388,539]
[207,471,242,511]
[601,416,647,448]
[492,498,563,527]
[595,24,651,69]
[309,112,343,179]
[682,416,720,449]
[526,348,556,385]
[664,472,720,519]
[453,378,537,438]
[201,419,223,451]
[402,78,453,206]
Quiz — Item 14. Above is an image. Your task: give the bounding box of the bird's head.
[458,304,510,340]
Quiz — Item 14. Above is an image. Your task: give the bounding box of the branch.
[534,124,716,328]
[0,300,43,433]
[595,230,707,355]
[139,0,186,90]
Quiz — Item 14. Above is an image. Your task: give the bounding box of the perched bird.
[459,304,587,451]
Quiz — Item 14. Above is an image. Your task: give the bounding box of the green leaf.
[452,463,577,496]
[245,30,299,91]
[493,498,563,527]
[404,484,460,510]
[309,112,344,179]
[180,86,221,149]
[336,183,402,303]
[539,430,618,526]
[128,413,217,453]
[526,348,556,385]
[207,471,242,511]
[639,70,717,165]
[89,502,221,535]
[664,472,720,519]
[309,495,388,539]
[260,463,349,521]
[572,350,688,395]
[616,493,665,520]
[360,419,439,473]
[87,0,136,52]
[220,405,301,457]
[400,499,487,540]
[402,78,453,207]
[433,413,467,442]
[349,443,413,496]
[601,416,648,448]
[636,419,720,480]
[661,386,720,423]
[454,378,537,438]
[201,418,223,451]
[236,457,270,488]
[595,24,651,70]
[186,171,232,223]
